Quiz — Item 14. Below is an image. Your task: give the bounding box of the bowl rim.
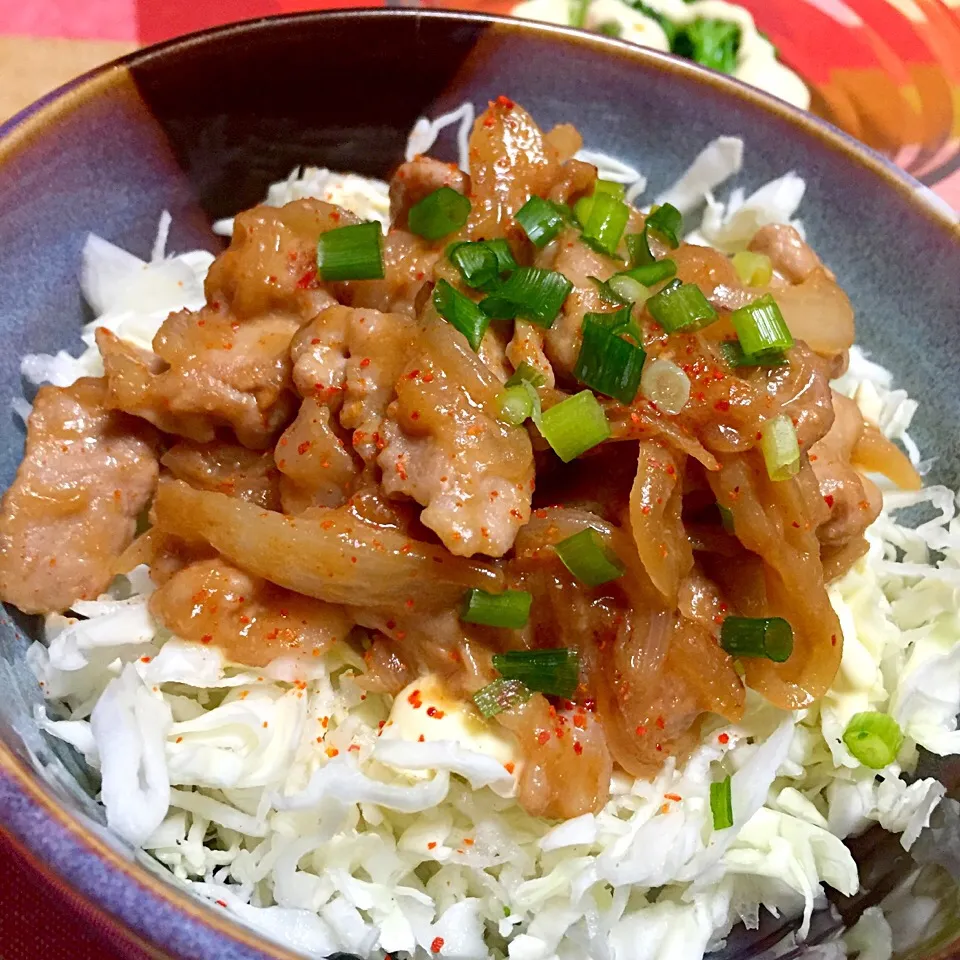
[0,8,957,960]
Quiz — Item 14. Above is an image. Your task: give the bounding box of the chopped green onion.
[617,260,677,287]
[590,275,632,307]
[408,187,471,241]
[717,503,735,533]
[472,678,531,718]
[640,356,690,415]
[538,389,611,462]
[730,294,793,357]
[448,242,500,290]
[492,648,580,699]
[555,528,625,586]
[673,18,741,75]
[461,588,532,629]
[842,712,904,769]
[484,238,519,274]
[645,203,682,248]
[607,274,649,306]
[433,279,489,350]
[516,196,565,248]
[496,384,535,426]
[316,222,385,281]
[710,776,734,830]
[581,191,630,256]
[646,280,718,333]
[576,179,627,225]
[506,362,547,388]
[760,413,800,481]
[574,315,646,405]
[718,340,788,369]
[732,250,773,287]
[480,267,572,328]
[626,230,655,267]
[720,616,794,663]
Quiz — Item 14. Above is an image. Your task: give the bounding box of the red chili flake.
[386,619,397,630]
[297,440,312,455]
[348,744,360,752]
[377,720,386,731]
[635,725,647,736]
[463,837,474,846]
[718,732,730,744]
[504,761,515,774]
[200,634,213,644]
[640,504,652,515]
[656,716,665,730]
[655,743,663,752]
[406,369,421,380]
[573,713,586,729]
[321,519,334,530]
[583,698,597,712]
[350,556,357,564]
[321,716,329,728]
[664,793,682,802]
[483,116,495,128]
[326,747,339,758]
[824,494,835,508]
[175,736,183,744]
[537,730,551,746]
[495,95,515,109]
[418,734,426,742]
[140,656,152,663]
[573,741,584,756]
[410,411,421,421]
[428,841,437,850]
[216,900,228,908]
[297,269,317,289]
[431,938,445,954]
[714,399,731,412]
[791,520,800,528]
[408,690,424,709]
[405,598,415,609]
[831,633,838,646]
[262,721,269,729]
[421,372,434,382]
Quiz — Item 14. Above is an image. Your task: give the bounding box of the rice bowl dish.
[3,96,960,960]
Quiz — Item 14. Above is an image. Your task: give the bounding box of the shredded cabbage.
[23,113,960,960]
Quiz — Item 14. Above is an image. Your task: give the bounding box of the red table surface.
[0,826,155,960]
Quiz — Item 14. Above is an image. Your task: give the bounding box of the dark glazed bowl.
[0,9,959,960]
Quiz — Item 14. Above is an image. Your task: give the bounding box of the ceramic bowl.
[0,9,958,959]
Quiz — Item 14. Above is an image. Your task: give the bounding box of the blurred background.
[1,0,960,206]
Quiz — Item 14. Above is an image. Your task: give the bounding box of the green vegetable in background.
[672,18,741,74]
[629,2,743,75]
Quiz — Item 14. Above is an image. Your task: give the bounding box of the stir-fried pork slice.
[291,304,420,463]
[150,558,352,667]
[389,156,469,230]
[97,307,299,449]
[748,224,823,284]
[379,321,535,558]
[671,243,752,313]
[275,396,361,513]
[547,158,596,206]
[511,509,743,779]
[162,441,282,511]
[0,378,158,614]
[543,231,615,375]
[205,199,355,320]
[808,392,881,548]
[466,97,561,242]
[153,479,501,608]
[335,231,441,319]
[506,321,555,388]
[496,694,613,819]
